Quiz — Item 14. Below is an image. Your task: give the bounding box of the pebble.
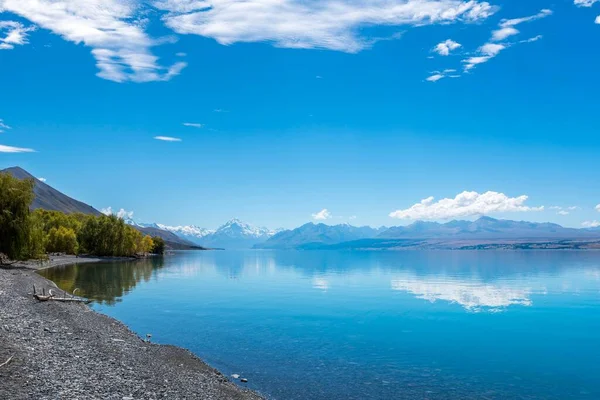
[231,374,240,379]
[241,378,248,383]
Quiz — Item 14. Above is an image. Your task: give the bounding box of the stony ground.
[0,258,263,400]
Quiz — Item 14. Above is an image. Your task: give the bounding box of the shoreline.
[0,256,264,400]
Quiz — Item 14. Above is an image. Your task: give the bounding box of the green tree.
[151,236,165,255]
[0,173,35,259]
[47,226,79,254]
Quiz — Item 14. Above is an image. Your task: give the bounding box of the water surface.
[41,250,600,399]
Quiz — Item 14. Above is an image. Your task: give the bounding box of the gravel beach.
[0,257,264,400]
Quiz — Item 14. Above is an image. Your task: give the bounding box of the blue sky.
[1,0,600,230]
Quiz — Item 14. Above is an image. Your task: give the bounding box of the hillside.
[2,166,103,216]
[1,167,203,250]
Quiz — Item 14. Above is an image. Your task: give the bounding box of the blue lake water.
[41,250,600,399]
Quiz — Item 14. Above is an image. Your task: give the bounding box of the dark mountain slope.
[2,166,102,216]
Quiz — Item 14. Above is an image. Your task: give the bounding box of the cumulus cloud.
[101,207,134,219]
[595,204,600,212]
[389,191,544,220]
[0,0,186,83]
[0,20,35,50]
[391,275,532,312]
[0,118,10,133]
[182,122,203,128]
[433,39,462,56]
[154,135,182,142]
[312,209,332,221]
[37,177,46,182]
[557,210,569,216]
[596,15,600,23]
[462,9,551,72]
[582,220,600,228]
[158,0,496,53]
[0,144,35,153]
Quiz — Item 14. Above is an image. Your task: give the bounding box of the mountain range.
[130,219,280,249]
[4,166,600,251]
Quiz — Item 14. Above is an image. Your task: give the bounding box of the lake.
[40,250,600,400]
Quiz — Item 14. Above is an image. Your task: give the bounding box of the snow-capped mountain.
[126,218,279,249]
[198,219,280,249]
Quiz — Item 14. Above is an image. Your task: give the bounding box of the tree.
[0,173,35,259]
[47,226,79,255]
[141,235,154,255]
[151,236,165,255]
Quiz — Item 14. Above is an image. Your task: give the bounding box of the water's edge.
[2,255,264,400]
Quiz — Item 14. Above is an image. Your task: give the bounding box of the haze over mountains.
[4,166,600,251]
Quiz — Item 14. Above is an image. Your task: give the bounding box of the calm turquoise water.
[41,250,600,399]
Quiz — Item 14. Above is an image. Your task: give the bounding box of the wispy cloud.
[312,208,332,221]
[0,144,36,153]
[389,191,544,220]
[1,0,185,83]
[426,69,459,82]
[37,177,47,182]
[582,220,600,228]
[158,0,496,53]
[154,136,182,142]
[0,20,35,50]
[574,0,599,7]
[462,9,552,73]
[550,205,580,215]
[182,122,203,128]
[491,9,552,41]
[0,119,11,133]
[433,39,461,56]
[101,207,134,219]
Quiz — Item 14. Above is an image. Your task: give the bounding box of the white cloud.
[101,207,134,219]
[426,73,445,82]
[312,209,332,221]
[159,0,496,53]
[595,204,600,212]
[574,0,599,7]
[433,39,462,56]
[550,205,579,215]
[389,191,544,220]
[426,69,459,82]
[182,122,203,128]
[0,20,35,50]
[596,15,600,24]
[37,177,46,182]
[0,118,10,133]
[582,220,600,228]
[462,9,551,72]
[154,136,182,142]
[0,0,186,83]
[520,35,543,43]
[0,144,35,153]
[391,275,532,312]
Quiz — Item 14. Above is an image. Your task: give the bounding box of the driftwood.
[32,286,90,304]
[0,356,13,368]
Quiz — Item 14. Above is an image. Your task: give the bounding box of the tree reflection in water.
[39,257,165,305]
